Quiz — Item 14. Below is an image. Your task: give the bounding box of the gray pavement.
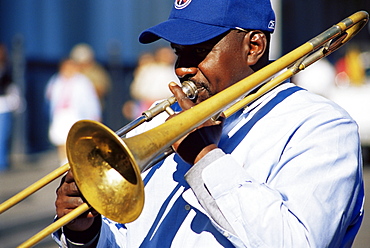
[0,150,60,248]
[0,149,370,248]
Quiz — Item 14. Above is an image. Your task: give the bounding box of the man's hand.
[55,170,99,232]
[168,82,224,164]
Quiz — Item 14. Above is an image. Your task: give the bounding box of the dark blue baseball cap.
[139,0,276,45]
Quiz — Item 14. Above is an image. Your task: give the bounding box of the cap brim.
[139,19,230,45]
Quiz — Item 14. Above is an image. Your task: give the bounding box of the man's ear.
[245,30,267,67]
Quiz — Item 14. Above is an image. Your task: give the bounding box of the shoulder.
[285,84,354,121]
[248,83,358,137]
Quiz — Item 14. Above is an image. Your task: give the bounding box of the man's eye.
[195,48,207,54]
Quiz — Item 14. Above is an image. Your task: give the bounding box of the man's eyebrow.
[171,43,182,48]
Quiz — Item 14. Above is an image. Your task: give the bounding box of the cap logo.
[268,20,275,30]
[174,0,192,9]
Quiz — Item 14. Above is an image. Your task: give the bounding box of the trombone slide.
[0,163,70,214]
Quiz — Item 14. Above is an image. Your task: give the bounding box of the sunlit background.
[0,0,370,247]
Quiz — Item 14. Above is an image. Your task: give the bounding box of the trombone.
[1,10,368,247]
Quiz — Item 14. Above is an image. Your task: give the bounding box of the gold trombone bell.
[67,120,144,223]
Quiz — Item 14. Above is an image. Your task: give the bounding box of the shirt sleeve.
[185,149,236,233]
[185,107,364,248]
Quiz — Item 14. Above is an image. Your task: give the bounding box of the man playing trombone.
[53,0,364,247]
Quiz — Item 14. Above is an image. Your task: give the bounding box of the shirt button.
[184,204,191,211]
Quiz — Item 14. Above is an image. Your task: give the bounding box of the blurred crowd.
[0,42,179,170]
[45,44,180,165]
[1,40,370,172]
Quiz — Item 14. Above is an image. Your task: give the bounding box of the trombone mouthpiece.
[181,81,198,100]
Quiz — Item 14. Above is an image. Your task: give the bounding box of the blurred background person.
[45,58,101,165]
[70,43,112,109]
[122,47,179,120]
[122,51,155,120]
[293,58,337,97]
[334,46,366,87]
[0,43,21,172]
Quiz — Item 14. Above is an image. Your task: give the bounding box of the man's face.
[171,30,254,104]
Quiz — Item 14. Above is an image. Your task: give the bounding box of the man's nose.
[175,67,198,79]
